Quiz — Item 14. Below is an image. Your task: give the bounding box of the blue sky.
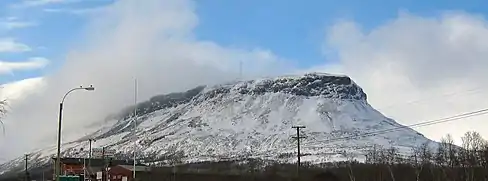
[4,0,488,158]
[0,0,487,84]
[196,0,487,67]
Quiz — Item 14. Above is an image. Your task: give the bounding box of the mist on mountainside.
[0,0,293,160]
[0,73,441,176]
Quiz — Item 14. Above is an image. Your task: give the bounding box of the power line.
[378,85,487,110]
[262,107,488,153]
[305,108,488,146]
[44,107,487,167]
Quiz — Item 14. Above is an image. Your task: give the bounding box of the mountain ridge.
[0,72,438,175]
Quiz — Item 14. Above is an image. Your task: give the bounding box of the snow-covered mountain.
[0,73,437,174]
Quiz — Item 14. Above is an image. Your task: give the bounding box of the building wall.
[50,160,84,177]
[108,166,132,181]
[62,164,84,175]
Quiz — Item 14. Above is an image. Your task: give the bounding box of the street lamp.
[55,85,95,181]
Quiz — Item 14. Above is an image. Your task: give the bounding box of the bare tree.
[480,142,488,180]
[470,132,486,166]
[410,142,430,181]
[247,158,262,174]
[460,131,488,181]
[436,135,453,181]
[365,144,381,164]
[385,146,398,181]
[444,134,459,168]
[342,151,356,181]
[462,131,475,181]
[168,150,185,165]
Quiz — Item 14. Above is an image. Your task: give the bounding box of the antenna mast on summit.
[239,60,243,80]
[133,78,138,179]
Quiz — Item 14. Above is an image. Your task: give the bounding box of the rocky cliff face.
[0,73,437,174]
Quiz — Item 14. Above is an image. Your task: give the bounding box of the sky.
[1,0,488,160]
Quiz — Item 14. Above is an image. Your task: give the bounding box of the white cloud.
[6,17,18,21]
[43,6,106,15]
[0,57,49,75]
[0,17,38,30]
[13,0,76,8]
[13,0,112,8]
[0,77,44,101]
[0,38,31,52]
[1,21,37,29]
[321,11,488,144]
[43,8,69,13]
[0,0,292,159]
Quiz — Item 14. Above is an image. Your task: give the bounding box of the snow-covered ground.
[0,73,439,174]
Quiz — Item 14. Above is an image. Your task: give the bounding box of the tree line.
[4,131,488,181]
[340,131,488,181]
[142,131,488,181]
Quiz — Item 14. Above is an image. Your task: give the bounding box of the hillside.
[0,72,438,174]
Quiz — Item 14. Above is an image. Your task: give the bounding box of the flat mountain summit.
[0,73,436,174]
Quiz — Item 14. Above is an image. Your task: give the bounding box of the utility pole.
[87,138,95,180]
[88,139,95,158]
[24,154,29,181]
[82,150,86,181]
[101,147,106,181]
[292,126,306,178]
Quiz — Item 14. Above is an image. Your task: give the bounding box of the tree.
[342,151,356,181]
[168,150,185,165]
[410,142,431,181]
[460,131,487,180]
[247,158,262,174]
[365,144,381,164]
[443,134,459,168]
[383,146,398,181]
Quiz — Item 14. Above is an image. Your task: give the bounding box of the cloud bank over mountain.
[0,0,292,159]
[320,12,488,143]
[2,1,488,161]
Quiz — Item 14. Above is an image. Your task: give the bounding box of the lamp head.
[85,85,95,91]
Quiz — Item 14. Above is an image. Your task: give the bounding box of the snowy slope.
[0,73,437,174]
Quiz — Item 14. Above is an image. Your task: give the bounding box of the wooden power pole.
[24,154,29,181]
[87,138,95,177]
[292,125,306,178]
[88,139,95,159]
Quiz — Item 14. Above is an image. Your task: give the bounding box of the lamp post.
[55,85,95,181]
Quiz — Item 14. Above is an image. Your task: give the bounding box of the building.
[51,157,141,180]
[106,165,150,181]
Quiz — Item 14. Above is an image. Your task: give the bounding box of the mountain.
[0,72,438,174]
